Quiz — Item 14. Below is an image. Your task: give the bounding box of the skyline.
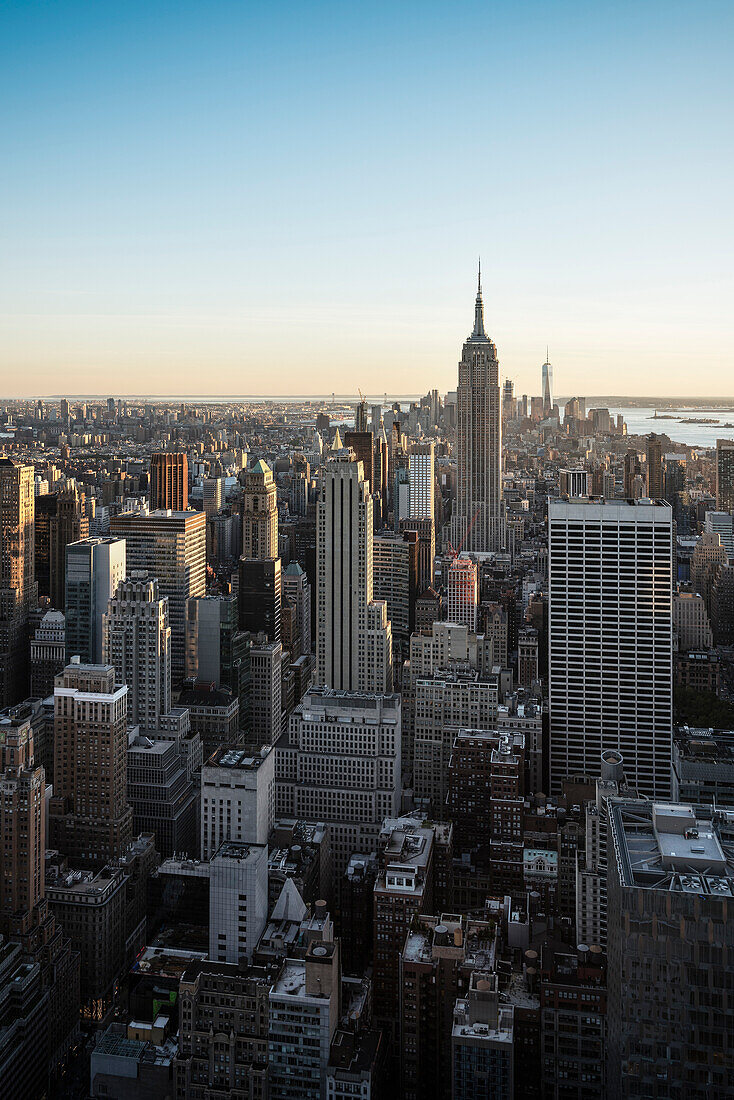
[2,0,733,397]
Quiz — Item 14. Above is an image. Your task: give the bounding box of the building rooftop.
[206,745,270,770]
[609,801,734,894]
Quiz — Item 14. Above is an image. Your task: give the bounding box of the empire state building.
[453,266,503,552]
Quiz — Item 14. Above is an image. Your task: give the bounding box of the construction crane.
[447,506,481,560]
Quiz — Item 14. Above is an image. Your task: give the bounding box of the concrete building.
[209,840,269,965]
[316,450,392,694]
[0,942,50,1100]
[177,679,240,759]
[447,556,479,633]
[413,669,499,813]
[269,937,341,1100]
[399,914,499,1100]
[451,972,514,1100]
[704,509,734,557]
[275,689,401,886]
[30,610,66,698]
[201,745,274,858]
[65,537,126,665]
[548,498,673,798]
[49,661,132,868]
[606,801,734,1100]
[671,726,734,807]
[453,268,502,553]
[110,509,206,684]
[673,591,713,649]
[126,728,199,859]
[372,816,434,1033]
[174,959,276,1099]
[250,639,283,747]
[45,860,128,1016]
[103,573,171,730]
[149,452,188,512]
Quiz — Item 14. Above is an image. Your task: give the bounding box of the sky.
[1,0,732,399]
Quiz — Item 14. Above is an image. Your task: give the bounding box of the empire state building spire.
[455,263,503,552]
[472,258,486,339]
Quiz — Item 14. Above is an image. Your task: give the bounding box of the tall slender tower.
[241,459,278,559]
[0,458,38,706]
[454,266,502,552]
[316,450,392,692]
[542,352,553,414]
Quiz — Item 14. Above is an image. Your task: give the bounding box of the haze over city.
[2,0,733,397]
[1,4,734,1100]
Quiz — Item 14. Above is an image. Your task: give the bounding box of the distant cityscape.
[0,268,732,1099]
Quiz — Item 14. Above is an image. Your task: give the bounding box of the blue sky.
[1,0,732,396]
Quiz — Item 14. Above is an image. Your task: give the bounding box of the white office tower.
[208,840,268,964]
[274,688,401,885]
[549,498,673,798]
[201,745,274,859]
[704,510,734,558]
[102,572,171,730]
[316,450,392,692]
[447,556,479,632]
[453,266,502,552]
[408,442,434,519]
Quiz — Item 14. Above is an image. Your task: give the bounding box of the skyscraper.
[715,438,734,512]
[110,509,206,683]
[542,353,553,414]
[0,715,45,936]
[238,556,281,642]
[35,486,89,608]
[241,459,278,559]
[408,442,434,520]
[0,458,37,707]
[646,433,663,498]
[149,451,189,511]
[316,450,392,692]
[282,561,312,658]
[103,572,172,729]
[65,537,127,664]
[548,499,673,797]
[49,660,132,868]
[454,267,502,552]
